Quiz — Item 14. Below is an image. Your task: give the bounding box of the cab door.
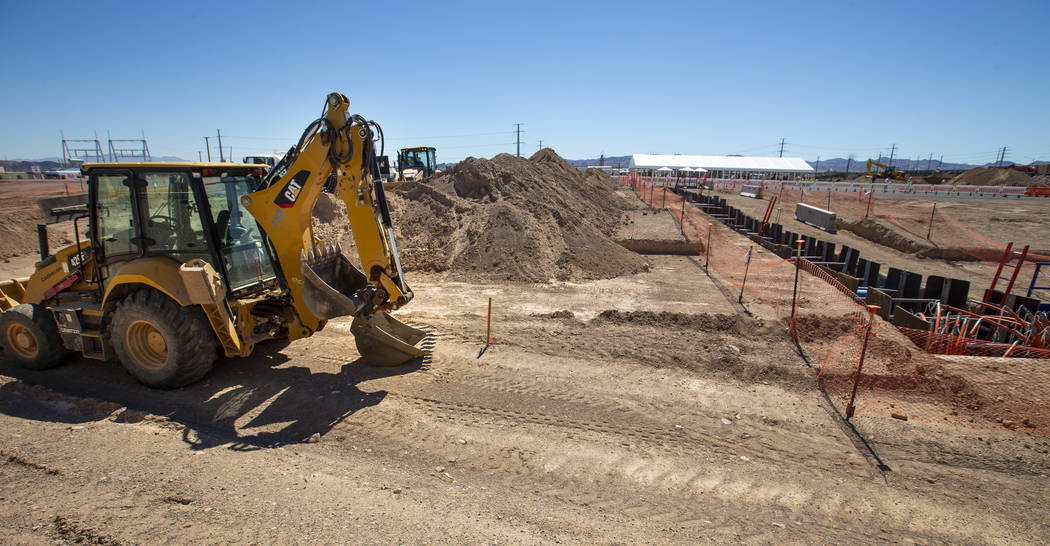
[88,168,140,283]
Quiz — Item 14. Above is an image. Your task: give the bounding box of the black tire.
[0,304,69,370]
[108,290,218,388]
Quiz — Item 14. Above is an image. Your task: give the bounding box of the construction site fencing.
[621,173,1050,435]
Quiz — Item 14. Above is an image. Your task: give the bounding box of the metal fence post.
[926,201,937,240]
[846,305,879,420]
[704,223,713,271]
[789,239,804,337]
[738,245,754,303]
[680,196,686,235]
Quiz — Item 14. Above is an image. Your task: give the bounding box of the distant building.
[628,154,814,180]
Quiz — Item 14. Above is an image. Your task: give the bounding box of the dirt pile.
[0,198,72,260]
[948,167,1033,187]
[316,149,648,282]
[923,172,953,184]
[836,217,1005,261]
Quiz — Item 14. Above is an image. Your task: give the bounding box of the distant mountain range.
[806,157,1050,173]
[1,156,189,172]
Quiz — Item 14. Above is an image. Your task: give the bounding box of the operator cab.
[396,147,437,180]
[83,163,279,299]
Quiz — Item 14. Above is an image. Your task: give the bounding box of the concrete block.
[866,288,893,320]
[893,306,931,331]
[794,203,837,233]
[740,184,763,199]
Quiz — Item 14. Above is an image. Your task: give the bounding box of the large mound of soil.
[948,167,1033,187]
[316,149,648,282]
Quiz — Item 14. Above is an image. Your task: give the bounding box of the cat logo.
[274,170,311,209]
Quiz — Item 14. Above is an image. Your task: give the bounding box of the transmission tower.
[107,130,151,162]
[61,130,105,165]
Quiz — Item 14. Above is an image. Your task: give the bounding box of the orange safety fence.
[621,173,1050,434]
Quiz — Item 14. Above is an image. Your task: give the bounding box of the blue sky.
[2,0,1048,165]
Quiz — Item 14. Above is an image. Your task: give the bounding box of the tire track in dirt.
[335,402,839,540]
[325,374,895,536]
[316,336,857,474]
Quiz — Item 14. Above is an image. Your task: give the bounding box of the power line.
[395,130,518,141]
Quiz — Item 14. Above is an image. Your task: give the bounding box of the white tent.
[629,154,813,174]
[656,166,673,172]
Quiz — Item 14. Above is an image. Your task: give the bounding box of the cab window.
[95,173,136,260]
[139,172,211,263]
[202,174,276,291]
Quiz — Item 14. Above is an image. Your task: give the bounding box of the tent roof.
[629,154,813,173]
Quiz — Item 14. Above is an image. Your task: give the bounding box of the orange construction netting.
[622,174,1050,434]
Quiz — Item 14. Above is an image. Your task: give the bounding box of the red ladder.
[983,242,1030,305]
[758,195,778,237]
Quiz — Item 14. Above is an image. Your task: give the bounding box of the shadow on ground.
[0,339,423,451]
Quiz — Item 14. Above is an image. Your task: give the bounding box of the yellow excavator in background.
[0,92,427,388]
[866,159,908,181]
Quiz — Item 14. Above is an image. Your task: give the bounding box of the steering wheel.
[148,214,175,227]
[147,215,176,245]
[227,223,251,245]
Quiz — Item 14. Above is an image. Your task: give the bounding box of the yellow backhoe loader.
[396,146,438,181]
[0,92,427,388]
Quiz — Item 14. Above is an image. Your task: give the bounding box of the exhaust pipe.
[37,223,49,261]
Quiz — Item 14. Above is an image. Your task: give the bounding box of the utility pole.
[600,153,605,166]
[778,138,786,158]
[217,129,225,162]
[204,137,212,161]
[845,154,854,174]
[815,155,821,172]
[198,151,202,161]
[998,146,1008,167]
[514,123,522,157]
[888,143,896,168]
[927,153,933,171]
[537,140,543,150]
[938,155,943,170]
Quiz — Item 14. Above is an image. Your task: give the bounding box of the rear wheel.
[109,290,217,388]
[0,304,68,370]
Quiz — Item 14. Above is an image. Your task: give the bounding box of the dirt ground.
[0,181,1048,544]
[0,179,84,260]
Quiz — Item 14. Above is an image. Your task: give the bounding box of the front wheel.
[0,304,68,370]
[109,290,218,388]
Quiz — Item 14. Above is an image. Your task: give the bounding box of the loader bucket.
[300,245,370,320]
[350,312,428,366]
